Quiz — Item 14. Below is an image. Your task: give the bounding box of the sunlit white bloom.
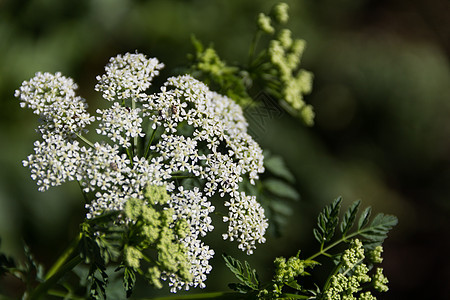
[14,72,95,137]
[22,134,85,191]
[96,102,144,148]
[95,52,164,101]
[17,52,268,292]
[223,192,269,255]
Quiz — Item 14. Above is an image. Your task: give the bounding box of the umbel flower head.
[15,52,268,292]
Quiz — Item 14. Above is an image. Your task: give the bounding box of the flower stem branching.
[75,133,94,148]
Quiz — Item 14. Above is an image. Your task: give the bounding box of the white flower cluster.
[22,134,85,191]
[96,102,144,148]
[95,52,164,101]
[223,192,268,255]
[163,186,215,291]
[14,72,95,137]
[16,52,268,292]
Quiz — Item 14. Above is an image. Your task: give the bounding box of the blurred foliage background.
[0,0,449,299]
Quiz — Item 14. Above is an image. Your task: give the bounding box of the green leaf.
[123,267,136,298]
[313,228,323,244]
[191,35,204,53]
[24,243,45,282]
[313,197,342,245]
[264,154,295,183]
[340,200,361,236]
[90,276,107,300]
[264,179,300,201]
[228,283,254,293]
[269,200,294,216]
[286,279,303,291]
[88,264,108,300]
[359,213,398,248]
[0,239,16,277]
[223,254,259,291]
[358,206,372,230]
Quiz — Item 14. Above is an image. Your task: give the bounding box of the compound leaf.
[313,197,342,245]
[223,254,259,291]
[340,200,361,236]
[264,178,300,201]
[358,206,372,230]
[359,213,398,248]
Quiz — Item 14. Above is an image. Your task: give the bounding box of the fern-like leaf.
[340,200,360,236]
[88,264,108,300]
[123,267,136,298]
[313,197,342,246]
[359,213,398,248]
[223,253,259,291]
[357,206,372,230]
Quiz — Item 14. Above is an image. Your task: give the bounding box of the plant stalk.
[29,255,83,300]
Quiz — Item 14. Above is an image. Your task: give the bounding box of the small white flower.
[15,72,95,137]
[95,52,164,101]
[222,192,269,255]
[96,102,145,148]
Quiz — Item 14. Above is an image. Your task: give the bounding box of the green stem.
[45,233,82,280]
[132,99,138,155]
[144,126,158,159]
[248,30,262,66]
[307,230,363,261]
[47,289,85,300]
[75,133,94,148]
[126,147,134,166]
[141,292,237,300]
[321,262,343,293]
[280,293,310,299]
[170,175,196,179]
[29,255,83,300]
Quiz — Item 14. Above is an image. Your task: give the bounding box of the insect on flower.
[110,162,118,171]
[171,104,178,115]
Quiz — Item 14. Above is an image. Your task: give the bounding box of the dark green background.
[1,0,449,299]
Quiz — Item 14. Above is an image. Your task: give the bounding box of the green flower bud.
[272,2,289,24]
[145,184,170,205]
[373,268,389,292]
[359,291,376,300]
[125,246,142,269]
[354,264,371,283]
[342,239,365,270]
[124,197,143,220]
[147,266,163,289]
[257,13,275,34]
[142,224,160,243]
[369,246,384,264]
[278,29,293,49]
[300,105,315,126]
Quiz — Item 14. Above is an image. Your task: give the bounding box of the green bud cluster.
[257,13,275,34]
[323,239,390,299]
[189,36,252,106]
[273,256,305,283]
[368,246,383,264]
[267,30,314,125]
[123,185,192,289]
[271,2,289,24]
[188,2,314,125]
[256,3,314,125]
[342,239,365,269]
[373,268,389,292]
[124,246,142,269]
[270,252,317,297]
